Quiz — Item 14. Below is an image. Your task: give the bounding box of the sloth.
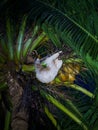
[34,51,63,83]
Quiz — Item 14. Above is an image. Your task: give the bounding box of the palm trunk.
[7,72,29,130]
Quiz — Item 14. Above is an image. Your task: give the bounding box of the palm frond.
[40,89,88,130]
[0,38,8,55]
[44,106,60,130]
[28,0,98,74]
[4,110,11,130]
[16,16,27,61]
[29,31,46,52]
[0,53,6,63]
[22,25,39,58]
[6,18,14,60]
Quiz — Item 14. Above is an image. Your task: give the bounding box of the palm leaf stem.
[4,110,11,130]
[65,83,95,98]
[44,106,60,130]
[29,31,46,52]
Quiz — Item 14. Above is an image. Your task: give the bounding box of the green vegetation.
[0,0,98,130]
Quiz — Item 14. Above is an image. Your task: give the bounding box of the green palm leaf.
[28,0,98,73]
[0,53,6,63]
[40,90,88,130]
[16,16,27,61]
[6,18,14,60]
[42,24,61,47]
[0,38,8,55]
[44,106,60,130]
[22,25,39,58]
[29,31,46,52]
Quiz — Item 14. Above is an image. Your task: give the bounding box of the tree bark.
[7,72,29,130]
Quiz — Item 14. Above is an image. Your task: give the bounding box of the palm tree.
[0,0,98,130]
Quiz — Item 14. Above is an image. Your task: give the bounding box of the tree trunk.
[7,72,29,130]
